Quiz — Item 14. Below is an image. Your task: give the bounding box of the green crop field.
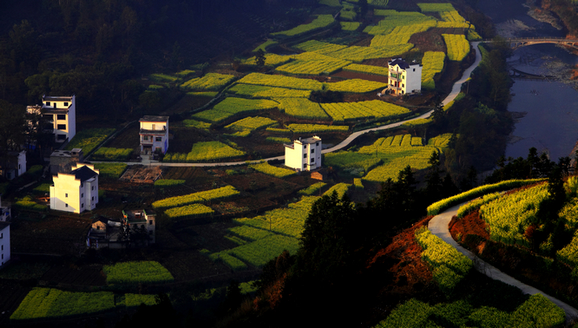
[271,14,334,37]
[298,182,327,195]
[210,196,321,269]
[91,147,132,161]
[65,128,115,154]
[286,124,349,133]
[94,163,128,179]
[375,294,564,328]
[192,97,279,123]
[249,162,296,178]
[329,44,414,62]
[274,98,330,119]
[443,34,470,61]
[343,63,389,76]
[165,203,214,219]
[180,73,235,90]
[10,288,116,320]
[275,57,350,75]
[320,100,410,122]
[225,116,278,134]
[228,84,311,98]
[238,73,324,90]
[341,21,361,31]
[421,51,446,90]
[152,185,240,208]
[365,11,437,35]
[103,261,174,285]
[164,141,245,162]
[243,53,292,67]
[325,79,386,93]
[295,40,348,54]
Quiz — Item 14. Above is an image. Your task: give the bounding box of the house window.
[311,149,314,154]
[0,233,3,239]
[65,204,68,207]
[150,220,153,225]
[316,142,319,146]
[1,245,3,250]
[43,114,53,120]
[64,102,68,107]
[92,196,94,201]
[91,186,94,190]
[18,164,21,169]
[81,193,84,198]
[57,114,66,120]
[413,68,415,72]
[45,102,51,107]
[402,84,404,88]
[303,153,307,158]
[57,134,66,140]
[143,136,149,141]
[81,204,84,208]
[1,255,3,260]
[155,137,162,142]
[65,193,68,197]
[57,124,66,130]
[311,158,315,163]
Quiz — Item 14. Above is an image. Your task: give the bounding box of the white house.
[50,163,99,213]
[285,136,322,171]
[387,58,422,96]
[0,222,10,267]
[0,195,10,222]
[27,95,76,143]
[139,115,169,155]
[0,151,26,180]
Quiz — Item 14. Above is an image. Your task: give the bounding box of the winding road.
[97,42,482,168]
[429,203,578,324]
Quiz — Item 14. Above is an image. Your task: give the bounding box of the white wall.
[0,225,10,267]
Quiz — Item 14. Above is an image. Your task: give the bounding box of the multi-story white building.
[0,222,10,267]
[50,163,99,213]
[387,58,422,96]
[285,136,322,171]
[139,115,169,155]
[27,95,76,143]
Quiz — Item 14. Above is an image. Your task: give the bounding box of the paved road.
[93,42,482,168]
[428,202,578,324]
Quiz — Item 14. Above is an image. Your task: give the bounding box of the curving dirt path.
[428,203,578,324]
[94,42,482,167]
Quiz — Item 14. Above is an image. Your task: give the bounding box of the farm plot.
[329,44,414,62]
[192,97,279,124]
[228,84,311,98]
[225,116,278,136]
[271,14,334,37]
[91,147,132,161]
[479,183,549,248]
[152,185,240,209]
[320,100,410,122]
[376,294,564,328]
[242,53,292,67]
[180,73,235,91]
[210,196,321,269]
[295,40,348,54]
[65,128,115,154]
[324,134,448,182]
[11,217,90,255]
[249,162,296,178]
[103,261,174,285]
[275,58,350,75]
[341,22,360,31]
[365,11,437,35]
[165,203,215,219]
[443,34,470,61]
[10,288,116,320]
[421,51,446,90]
[238,73,324,90]
[324,79,386,93]
[94,163,128,179]
[274,98,330,120]
[286,124,349,133]
[343,63,389,76]
[415,226,472,293]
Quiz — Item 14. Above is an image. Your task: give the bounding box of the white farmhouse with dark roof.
[0,222,10,267]
[139,115,169,155]
[387,58,422,96]
[284,136,322,171]
[50,163,99,213]
[27,95,76,143]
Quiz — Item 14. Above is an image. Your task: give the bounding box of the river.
[477,0,578,161]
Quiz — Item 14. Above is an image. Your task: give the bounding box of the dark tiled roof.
[389,58,410,69]
[140,115,169,122]
[71,165,97,182]
[0,221,10,230]
[43,96,73,102]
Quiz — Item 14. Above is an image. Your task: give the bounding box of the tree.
[255,48,266,69]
